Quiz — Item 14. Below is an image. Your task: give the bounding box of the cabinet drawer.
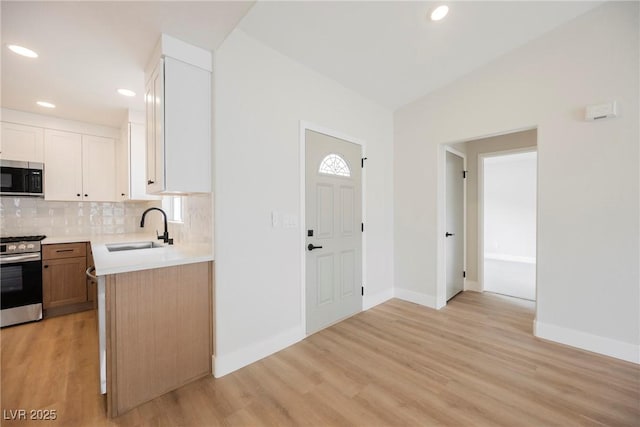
[43,243,87,260]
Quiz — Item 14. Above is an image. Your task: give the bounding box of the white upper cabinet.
[0,122,44,162]
[44,129,83,201]
[116,123,129,200]
[145,34,212,194]
[145,61,164,194]
[82,135,116,202]
[44,129,116,202]
[117,115,160,201]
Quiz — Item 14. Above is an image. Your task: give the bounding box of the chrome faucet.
[140,207,174,245]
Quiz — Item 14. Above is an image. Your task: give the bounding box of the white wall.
[484,152,537,260]
[483,152,537,301]
[394,2,639,362]
[213,30,394,376]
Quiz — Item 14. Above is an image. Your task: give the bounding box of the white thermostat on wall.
[585,101,618,121]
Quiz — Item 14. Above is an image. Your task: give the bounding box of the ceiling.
[2,1,602,128]
[239,1,602,109]
[1,1,254,128]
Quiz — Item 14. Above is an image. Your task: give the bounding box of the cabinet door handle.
[121,193,126,196]
[43,265,49,269]
[55,249,75,253]
[148,180,155,185]
[77,193,81,197]
[84,194,88,197]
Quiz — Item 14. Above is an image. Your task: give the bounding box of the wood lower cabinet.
[106,261,213,417]
[43,257,87,308]
[42,242,91,316]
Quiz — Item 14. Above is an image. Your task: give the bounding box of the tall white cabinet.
[145,34,212,194]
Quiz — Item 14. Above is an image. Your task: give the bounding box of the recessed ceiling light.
[36,101,55,109]
[7,44,38,58]
[117,88,136,97]
[430,5,449,21]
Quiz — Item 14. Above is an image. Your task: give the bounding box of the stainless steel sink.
[105,241,165,252]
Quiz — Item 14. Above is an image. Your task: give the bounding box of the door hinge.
[463,271,466,278]
[462,170,468,179]
[361,286,364,296]
[361,222,364,232]
[361,157,368,168]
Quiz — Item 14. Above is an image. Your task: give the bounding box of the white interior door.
[305,130,362,334]
[446,150,465,301]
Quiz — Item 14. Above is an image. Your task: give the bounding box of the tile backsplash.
[0,194,212,245]
[166,193,213,245]
[0,197,152,237]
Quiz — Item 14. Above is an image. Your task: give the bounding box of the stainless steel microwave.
[0,160,44,197]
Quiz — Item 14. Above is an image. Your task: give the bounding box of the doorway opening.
[439,128,537,308]
[481,149,537,301]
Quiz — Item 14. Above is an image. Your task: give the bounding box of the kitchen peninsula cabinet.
[145,34,211,195]
[44,129,116,202]
[104,261,213,417]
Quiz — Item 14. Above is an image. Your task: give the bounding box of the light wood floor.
[2,292,639,426]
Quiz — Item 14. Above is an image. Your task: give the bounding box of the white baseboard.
[394,288,437,309]
[464,280,482,292]
[485,253,536,264]
[534,320,640,364]
[214,325,304,377]
[363,288,394,310]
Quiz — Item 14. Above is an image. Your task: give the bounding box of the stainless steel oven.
[0,236,46,327]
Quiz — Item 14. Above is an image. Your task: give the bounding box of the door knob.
[307,244,323,251]
[445,232,455,237]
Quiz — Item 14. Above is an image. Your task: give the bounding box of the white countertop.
[42,233,213,276]
[42,235,94,244]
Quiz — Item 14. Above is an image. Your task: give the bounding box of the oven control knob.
[17,244,26,250]
[8,244,17,251]
[27,243,35,250]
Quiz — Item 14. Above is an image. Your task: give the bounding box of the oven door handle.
[0,253,41,265]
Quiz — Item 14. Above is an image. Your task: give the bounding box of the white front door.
[305,129,362,334]
[445,150,465,301]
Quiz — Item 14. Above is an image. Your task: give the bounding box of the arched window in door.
[318,153,351,177]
